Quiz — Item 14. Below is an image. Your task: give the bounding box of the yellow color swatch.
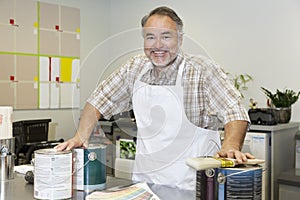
[60,58,73,82]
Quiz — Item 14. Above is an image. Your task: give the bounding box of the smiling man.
[56,6,252,190]
[143,14,182,68]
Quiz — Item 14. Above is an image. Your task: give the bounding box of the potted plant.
[261,87,300,123]
[227,73,253,98]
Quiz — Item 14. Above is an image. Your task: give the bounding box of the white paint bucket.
[34,148,72,200]
[0,106,13,140]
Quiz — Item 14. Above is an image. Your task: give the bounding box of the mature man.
[56,6,252,190]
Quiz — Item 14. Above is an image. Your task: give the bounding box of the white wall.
[15,0,300,141]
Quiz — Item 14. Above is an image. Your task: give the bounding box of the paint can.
[73,144,106,191]
[217,166,262,200]
[196,166,262,200]
[34,148,72,200]
[0,106,13,140]
[0,137,15,181]
[196,168,218,200]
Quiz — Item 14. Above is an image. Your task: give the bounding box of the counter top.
[278,169,300,187]
[250,121,300,132]
[1,173,195,200]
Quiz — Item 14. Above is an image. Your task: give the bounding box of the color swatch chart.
[0,0,80,109]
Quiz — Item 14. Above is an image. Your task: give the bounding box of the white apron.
[132,60,221,190]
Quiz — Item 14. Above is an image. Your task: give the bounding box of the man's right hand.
[54,134,88,151]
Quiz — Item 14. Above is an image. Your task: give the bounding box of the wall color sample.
[0,0,80,109]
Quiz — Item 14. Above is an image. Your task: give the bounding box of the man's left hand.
[215,149,255,164]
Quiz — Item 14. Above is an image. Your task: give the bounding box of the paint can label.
[34,148,72,200]
[217,166,262,200]
[73,144,106,191]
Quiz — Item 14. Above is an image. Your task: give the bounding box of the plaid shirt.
[87,53,250,129]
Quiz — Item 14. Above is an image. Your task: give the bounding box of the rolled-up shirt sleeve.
[87,64,132,120]
[223,102,250,125]
[205,61,250,126]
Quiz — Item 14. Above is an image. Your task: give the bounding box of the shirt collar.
[149,53,184,81]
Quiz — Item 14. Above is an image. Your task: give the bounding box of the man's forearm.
[222,120,248,151]
[76,102,101,144]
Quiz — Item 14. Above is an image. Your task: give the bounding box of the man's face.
[143,15,182,68]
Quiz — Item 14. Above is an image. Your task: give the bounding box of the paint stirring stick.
[186,157,265,171]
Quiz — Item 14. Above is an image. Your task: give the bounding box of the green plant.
[120,140,136,160]
[261,87,300,108]
[228,73,253,98]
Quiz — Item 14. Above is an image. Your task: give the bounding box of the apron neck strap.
[175,59,185,86]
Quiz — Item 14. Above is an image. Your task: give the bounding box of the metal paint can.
[34,148,72,200]
[217,166,262,200]
[196,168,218,200]
[0,137,15,181]
[73,144,106,191]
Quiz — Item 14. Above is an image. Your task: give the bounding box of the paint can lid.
[88,143,107,149]
[35,148,71,155]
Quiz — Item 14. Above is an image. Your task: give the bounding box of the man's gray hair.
[141,6,183,33]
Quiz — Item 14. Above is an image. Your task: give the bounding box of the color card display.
[0,0,80,109]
